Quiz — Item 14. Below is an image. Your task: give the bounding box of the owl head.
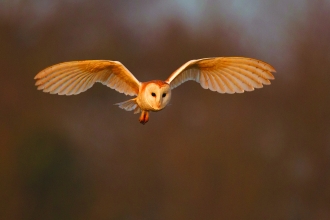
[142,80,171,111]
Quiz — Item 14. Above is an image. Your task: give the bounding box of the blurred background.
[1,0,330,219]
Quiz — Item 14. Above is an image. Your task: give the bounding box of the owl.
[35,57,275,124]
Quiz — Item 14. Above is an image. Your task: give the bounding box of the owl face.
[142,81,171,111]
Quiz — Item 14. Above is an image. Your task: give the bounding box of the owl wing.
[165,57,276,94]
[35,60,141,96]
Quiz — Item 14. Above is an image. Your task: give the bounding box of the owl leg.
[139,111,149,125]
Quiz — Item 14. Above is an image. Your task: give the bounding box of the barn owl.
[35,57,275,124]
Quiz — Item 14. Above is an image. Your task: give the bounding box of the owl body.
[35,57,276,124]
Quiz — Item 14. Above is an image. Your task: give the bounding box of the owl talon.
[139,111,149,124]
[139,120,147,125]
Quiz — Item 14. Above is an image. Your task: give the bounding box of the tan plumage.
[35,57,276,124]
[35,60,140,96]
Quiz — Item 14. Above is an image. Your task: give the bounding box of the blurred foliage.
[1,0,330,219]
[17,129,89,220]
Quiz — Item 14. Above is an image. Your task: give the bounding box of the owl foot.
[139,111,149,125]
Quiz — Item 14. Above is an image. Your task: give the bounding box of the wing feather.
[220,72,235,94]
[200,71,209,89]
[70,73,93,95]
[226,66,264,88]
[221,71,244,93]
[210,72,222,92]
[37,69,80,90]
[52,71,87,94]
[212,72,226,93]
[165,57,275,94]
[74,73,95,95]
[35,60,141,96]
[66,72,91,95]
[47,71,86,93]
[222,67,257,90]
[206,72,217,92]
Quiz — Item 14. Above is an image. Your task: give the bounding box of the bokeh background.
[1,0,330,219]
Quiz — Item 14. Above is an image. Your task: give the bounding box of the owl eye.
[162,93,166,98]
[151,92,156,97]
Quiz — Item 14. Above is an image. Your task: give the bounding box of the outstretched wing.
[165,57,276,94]
[35,60,141,96]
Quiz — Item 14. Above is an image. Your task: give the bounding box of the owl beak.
[156,97,162,109]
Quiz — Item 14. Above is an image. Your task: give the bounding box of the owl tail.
[114,98,141,114]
